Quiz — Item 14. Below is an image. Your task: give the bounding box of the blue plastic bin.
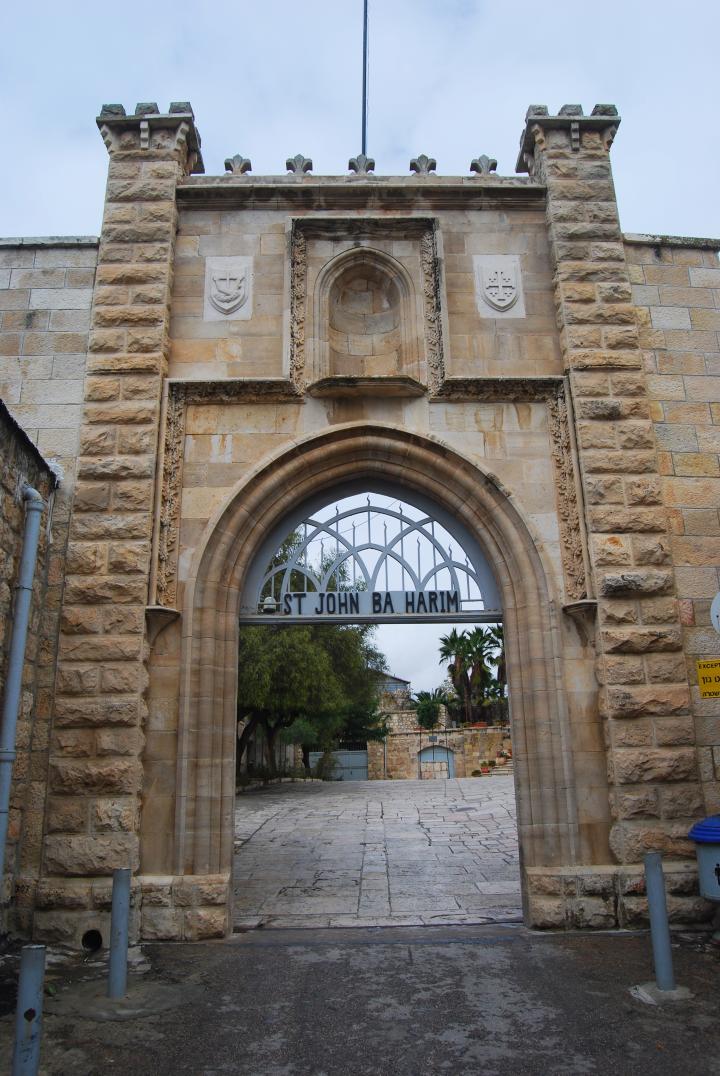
[688,815,720,902]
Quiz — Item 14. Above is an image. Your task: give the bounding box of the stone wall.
[627,235,720,818]
[368,727,510,781]
[0,239,97,932]
[0,401,57,928]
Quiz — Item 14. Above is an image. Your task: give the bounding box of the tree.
[438,625,505,725]
[413,687,449,730]
[237,623,387,777]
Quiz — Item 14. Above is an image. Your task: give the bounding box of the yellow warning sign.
[697,659,720,699]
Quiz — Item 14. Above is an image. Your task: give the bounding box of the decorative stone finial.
[558,104,584,116]
[348,153,375,174]
[134,102,160,115]
[224,154,252,175]
[470,155,498,176]
[286,154,313,175]
[99,104,126,117]
[410,154,436,175]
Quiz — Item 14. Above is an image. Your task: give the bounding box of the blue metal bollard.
[12,944,46,1076]
[644,852,676,992]
[108,867,131,999]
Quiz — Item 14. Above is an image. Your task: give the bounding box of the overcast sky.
[2,0,718,239]
[3,1,717,690]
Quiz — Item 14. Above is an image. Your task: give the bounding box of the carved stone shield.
[481,265,519,311]
[209,268,248,315]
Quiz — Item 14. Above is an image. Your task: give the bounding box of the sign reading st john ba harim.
[248,493,501,622]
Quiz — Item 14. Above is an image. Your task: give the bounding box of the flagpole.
[361,0,369,155]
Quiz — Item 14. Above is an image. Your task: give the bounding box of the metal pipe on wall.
[0,485,46,897]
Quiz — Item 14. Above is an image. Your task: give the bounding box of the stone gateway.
[0,100,718,943]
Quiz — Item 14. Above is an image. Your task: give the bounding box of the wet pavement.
[233,775,521,928]
[1,924,719,1075]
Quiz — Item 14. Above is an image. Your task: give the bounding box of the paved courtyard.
[233,774,521,928]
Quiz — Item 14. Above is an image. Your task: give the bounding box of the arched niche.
[310,249,423,384]
[169,423,607,926]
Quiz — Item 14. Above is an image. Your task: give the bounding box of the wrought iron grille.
[257,495,489,612]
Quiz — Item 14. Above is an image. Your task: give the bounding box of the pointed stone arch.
[172,423,598,922]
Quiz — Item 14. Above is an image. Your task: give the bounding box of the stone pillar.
[35,104,202,944]
[518,106,708,925]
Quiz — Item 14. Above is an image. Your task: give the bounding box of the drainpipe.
[0,485,46,899]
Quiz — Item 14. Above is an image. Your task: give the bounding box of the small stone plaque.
[203,256,253,321]
[473,255,526,319]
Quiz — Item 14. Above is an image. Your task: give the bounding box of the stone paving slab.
[233,775,522,928]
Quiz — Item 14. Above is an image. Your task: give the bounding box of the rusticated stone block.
[527,896,567,929]
[53,698,138,728]
[577,871,616,898]
[639,597,678,624]
[659,784,704,818]
[56,666,100,695]
[63,576,147,605]
[632,536,672,565]
[35,882,90,909]
[589,506,665,531]
[51,730,94,758]
[567,897,616,929]
[613,748,696,784]
[599,570,672,596]
[667,895,715,924]
[93,798,139,832]
[610,820,695,861]
[604,684,689,718]
[95,728,142,756]
[142,907,183,940]
[602,627,682,653]
[615,788,660,818]
[32,910,83,943]
[654,717,695,746]
[183,907,227,940]
[45,797,86,832]
[645,653,686,682]
[172,876,229,907]
[59,636,142,662]
[592,535,631,565]
[49,759,142,795]
[44,834,139,876]
[604,656,643,684]
[79,456,154,480]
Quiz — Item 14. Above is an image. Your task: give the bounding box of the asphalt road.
[1,924,719,1075]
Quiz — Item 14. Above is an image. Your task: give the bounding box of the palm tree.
[439,625,506,724]
[438,629,472,724]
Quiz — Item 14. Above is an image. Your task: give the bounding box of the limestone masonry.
[0,100,718,942]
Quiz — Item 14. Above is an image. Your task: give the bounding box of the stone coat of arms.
[209,267,248,315]
[481,265,519,311]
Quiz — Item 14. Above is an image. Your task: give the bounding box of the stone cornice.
[433,376,564,402]
[624,232,720,252]
[176,176,545,212]
[167,378,302,404]
[0,236,99,249]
